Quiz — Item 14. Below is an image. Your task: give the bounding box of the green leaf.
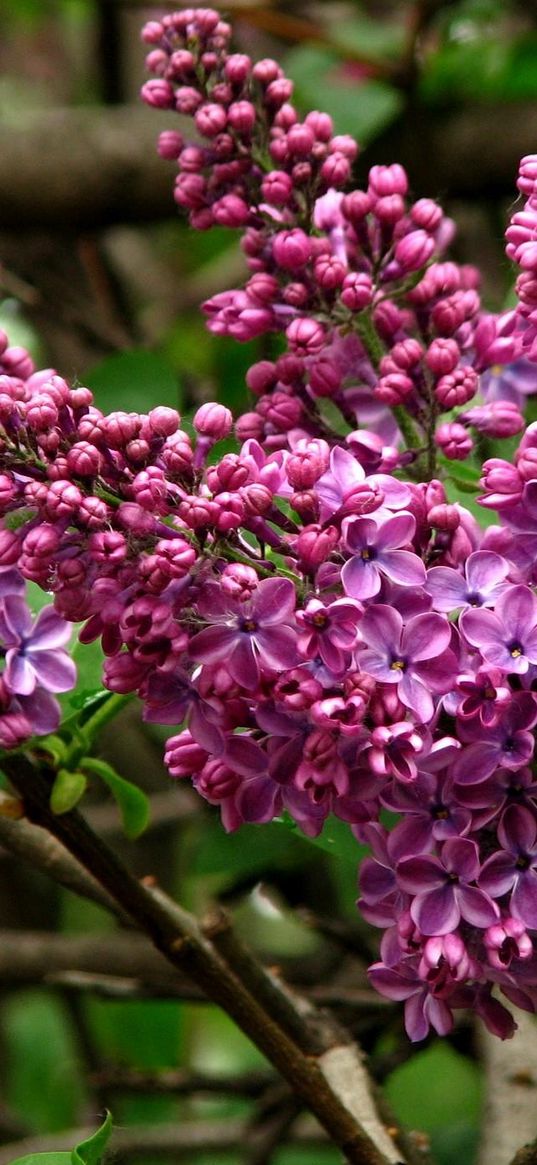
[7,1154,71,1164]
[84,349,181,415]
[72,1112,113,1165]
[317,398,352,436]
[329,16,405,64]
[277,813,368,865]
[81,758,150,839]
[5,1113,113,1165]
[285,45,403,144]
[50,769,87,814]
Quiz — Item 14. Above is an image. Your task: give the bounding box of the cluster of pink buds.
[142,13,528,471]
[5,9,537,1042]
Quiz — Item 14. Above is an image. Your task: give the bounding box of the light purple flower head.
[359,605,457,722]
[0,595,76,696]
[342,512,426,600]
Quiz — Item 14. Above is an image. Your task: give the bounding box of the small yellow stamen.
[390,659,405,671]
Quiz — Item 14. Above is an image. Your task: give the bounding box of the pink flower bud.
[140,78,174,108]
[272,229,312,271]
[342,191,372,222]
[286,123,315,158]
[394,230,435,274]
[252,59,282,85]
[435,367,478,408]
[375,372,413,405]
[411,198,443,231]
[286,317,326,356]
[194,402,233,439]
[67,442,103,477]
[266,78,294,107]
[314,255,345,289]
[435,422,473,460]
[195,103,227,137]
[305,111,334,141]
[368,163,408,198]
[212,194,250,227]
[261,170,293,206]
[296,524,338,570]
[141,20,164,43]
[157,130,184,160]
[340,272,373,311]
[426,338,460,375]
[427,504,460,531]
[309,359,342,397]
[224,53,251,84]
[246,361,277,395]
[320,153,351,187]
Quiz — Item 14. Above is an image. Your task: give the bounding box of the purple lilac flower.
[426,550,510,613]
[342,512,426,600]
[358,605,456,722]
[384,770,473,862]
[296,596,362,674]
[480,806,537,928]
[460,584,537,674]
[368,957,456,1041]
[397,838,499,935]
[452,692,537,784]
[0,595,76,695]
[189,577,298,689]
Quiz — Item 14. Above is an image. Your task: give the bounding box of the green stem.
[354,313,423,454]
[65,692,133,767]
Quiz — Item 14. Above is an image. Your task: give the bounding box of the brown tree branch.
[1,101,537,235]
[4,753,405,1165]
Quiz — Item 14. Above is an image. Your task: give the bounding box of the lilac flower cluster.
[4,8,537,1042]
[141,8,528,469]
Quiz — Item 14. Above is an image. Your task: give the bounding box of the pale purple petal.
[251,576,295,623]
[411,885,460,935]
[256,625,298,670]
[341,556,381,600]
[401,613,451,661]
[4,651,36,695]
[28,649,77,693]
[399,672,434,722]
[397,855,445,893]
[426,567,468,612]
[360,604,403,655]
[442,837,480,882]
[512,871,537,928]
[374,511,416,550]
[379,549,426,588]
[465,551,509,593]
[189,625,238,662]
[228,637,259,688]
[457,885,499,928]
[30,606,73,649]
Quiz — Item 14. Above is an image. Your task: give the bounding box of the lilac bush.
[5,5,537,1044]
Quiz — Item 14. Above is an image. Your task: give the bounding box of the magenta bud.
[368,163,408,198]
[272,228,312,271]
[140,78,174,109]
[157,130,184,160]
[194,402,233,439]
[286,317,326,356]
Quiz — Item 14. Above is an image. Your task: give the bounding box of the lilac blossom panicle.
[5,8,537,1042]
